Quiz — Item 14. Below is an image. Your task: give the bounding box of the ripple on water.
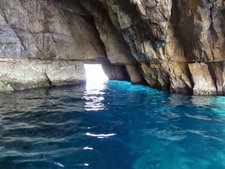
[0,81,225,169]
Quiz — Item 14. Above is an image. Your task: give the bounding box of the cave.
[0,0,225,168]
[0,0,224,95]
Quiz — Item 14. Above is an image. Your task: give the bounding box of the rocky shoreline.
[0,0,224,95]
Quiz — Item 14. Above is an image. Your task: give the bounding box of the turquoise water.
[1,80,225,169]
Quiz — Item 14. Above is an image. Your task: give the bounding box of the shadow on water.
[0,81,225,169]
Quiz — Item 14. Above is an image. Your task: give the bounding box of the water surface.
[0,80,225,169]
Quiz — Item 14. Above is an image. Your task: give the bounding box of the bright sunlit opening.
[84,64,108,111]
[84,64,109,83]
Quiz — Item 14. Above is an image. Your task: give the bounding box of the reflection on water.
[0,81,225,169]
[84,79,107,111]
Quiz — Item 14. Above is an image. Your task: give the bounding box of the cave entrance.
[84,64,109,85]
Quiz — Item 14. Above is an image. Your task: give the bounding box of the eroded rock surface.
[0,0,224,95]
[0,57,86,91]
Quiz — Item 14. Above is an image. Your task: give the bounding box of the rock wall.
[0,58,85,91]
[0,0,224,95]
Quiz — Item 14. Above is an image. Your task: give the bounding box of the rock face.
[0,0,224,95]
[0,58,85,91]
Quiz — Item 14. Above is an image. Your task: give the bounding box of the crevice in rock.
[185,63,194,90]
[170,0,196,61]
[207,62,223,94]
[209,3,219,48]
[44,72,53,87]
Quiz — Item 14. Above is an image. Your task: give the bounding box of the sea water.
[0,80,225,169]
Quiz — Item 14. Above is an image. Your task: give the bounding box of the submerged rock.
[0,0,224,94]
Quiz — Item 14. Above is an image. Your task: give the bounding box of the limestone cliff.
[0,0,224,95]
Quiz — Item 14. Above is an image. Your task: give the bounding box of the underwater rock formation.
[0,0,224,95]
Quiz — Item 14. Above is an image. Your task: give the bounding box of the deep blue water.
[1,80,225,169]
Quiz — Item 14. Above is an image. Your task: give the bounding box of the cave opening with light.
[84,64,109,84]
[0,0,225,169]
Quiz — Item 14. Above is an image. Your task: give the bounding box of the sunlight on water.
[86,132,116,139]
[84,64,108,111]
[83,83,107,111]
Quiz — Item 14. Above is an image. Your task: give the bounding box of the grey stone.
[0,0,224,95]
